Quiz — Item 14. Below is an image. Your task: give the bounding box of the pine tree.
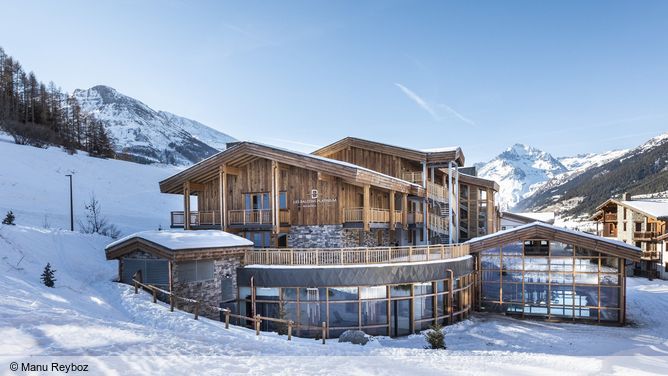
[2,210,15,225]
[41,263,56,288]
[424,323,446,349]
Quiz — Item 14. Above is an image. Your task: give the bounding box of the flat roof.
[465,222,641,261]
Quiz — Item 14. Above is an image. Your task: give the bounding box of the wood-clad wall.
[195,157,394,226]
[323,146,423,179]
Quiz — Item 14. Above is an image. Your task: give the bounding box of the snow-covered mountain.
[476,144,568,210]
[73,85,236,165]
[476,144,629,210]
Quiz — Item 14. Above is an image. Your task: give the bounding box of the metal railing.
[243,244,469,266]
[171,211,221,227]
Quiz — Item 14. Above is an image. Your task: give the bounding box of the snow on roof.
[620,200,668,219]
[465,221,640,253]
[106,230,253,251]
[511,212,555,223]
[420,146,460,153]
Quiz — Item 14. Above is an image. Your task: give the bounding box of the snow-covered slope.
[476,144,568,210]
[73,85,236,165]
[557,149,629,173]
[0,135,182,236]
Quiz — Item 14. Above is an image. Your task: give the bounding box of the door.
[391,299,412,337]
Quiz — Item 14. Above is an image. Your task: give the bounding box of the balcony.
[634,231,657,241]
[171,209,290,228]
[642,250,660,260]
[170,211,221,228]
[343,207,390,223]
[408,212,424,225]
[429,215,449,234]
[402,171,423,185]
[604,213,617,222]
[244,243,470,266]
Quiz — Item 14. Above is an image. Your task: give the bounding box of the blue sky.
[1,0,667,163]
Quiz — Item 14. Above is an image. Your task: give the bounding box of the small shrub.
[41,263,56,288]
[2,210,15,225]
[424,323,446,350]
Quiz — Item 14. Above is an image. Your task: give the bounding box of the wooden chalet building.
[591,194,668,279]
[159,137,500,249]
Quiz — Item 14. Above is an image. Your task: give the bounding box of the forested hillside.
[0,47,114,157]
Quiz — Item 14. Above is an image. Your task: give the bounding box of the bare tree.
[79,192,120,239]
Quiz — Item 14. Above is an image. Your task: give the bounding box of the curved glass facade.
[479,240,623,323]
[237,272,475,338]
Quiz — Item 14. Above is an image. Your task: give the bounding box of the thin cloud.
[394,83,476,126]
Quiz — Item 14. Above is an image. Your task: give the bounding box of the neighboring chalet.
[591,194,668,279]
[500,211,556,230]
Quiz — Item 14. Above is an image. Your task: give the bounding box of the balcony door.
[244,192,271,210]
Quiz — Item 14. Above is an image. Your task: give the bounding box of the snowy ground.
[0,135,182,236]
[1,224,668,375]
[2,141,668,375]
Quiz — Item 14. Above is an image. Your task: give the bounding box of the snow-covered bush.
[424,323,446,349]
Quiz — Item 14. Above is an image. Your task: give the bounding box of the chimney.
[622,192,631,201]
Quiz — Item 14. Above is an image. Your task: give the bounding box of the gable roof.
[105,230,253,261]
[465,222,641,261]
[159,141,423,195]
[596,198,668,220]
[312,137,466,167]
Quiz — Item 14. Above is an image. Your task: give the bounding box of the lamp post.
[65,174,73,231]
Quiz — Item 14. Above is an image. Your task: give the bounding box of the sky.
[1,0,667,163]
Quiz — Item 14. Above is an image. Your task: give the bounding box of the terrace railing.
[604,213,618,222]
[634,231,657,240]
[343,207,393,223]
[228,209,272,225]
[243,243,469,266]
[170,211,221,227]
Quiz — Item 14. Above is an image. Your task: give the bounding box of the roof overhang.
[159,142,422,195]
[105,237,251,262]
[466,222,641,262]
[312,137,466,167]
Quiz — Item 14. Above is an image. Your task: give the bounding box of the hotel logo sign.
[294,189,337,208]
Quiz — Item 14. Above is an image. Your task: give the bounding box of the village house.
[591,194,668,279]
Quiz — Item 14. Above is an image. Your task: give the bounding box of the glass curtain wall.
[238,273,475,338]
[480,240,622,323]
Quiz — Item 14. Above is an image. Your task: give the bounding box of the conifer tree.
[2,210,15,225]
[41,263,56,288]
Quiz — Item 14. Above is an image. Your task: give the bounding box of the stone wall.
[288,225,346,248]
[172,253,244,319]
[342,228,391,247]
[288,225,392,248]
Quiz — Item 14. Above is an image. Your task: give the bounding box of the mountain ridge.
[73,85,236,165]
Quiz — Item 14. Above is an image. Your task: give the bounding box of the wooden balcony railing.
[642,250,660,260]
[634,231,657,240]
[228,209,272,225]
[171,211,220,227]
[402,171,423,184]
[394,210,403,225]
[427,181,448,203]
[343,208,394,223]
[429,215,449,234]
[244,244,470,266]
[604,213,617,222]
[408,212,424,225]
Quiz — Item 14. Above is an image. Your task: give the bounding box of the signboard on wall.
[294,189,337,208]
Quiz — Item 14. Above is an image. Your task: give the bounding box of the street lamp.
[65,174,73,231]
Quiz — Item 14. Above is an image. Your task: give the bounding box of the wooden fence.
[131,278,328,344]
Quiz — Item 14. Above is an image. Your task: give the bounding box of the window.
[243,231,272,247]
[277,234,288,247]
[623,208,627,220]
[177,260,214,282]
[122,258,169,286]
[243,192,271,210]
[279,192,287,209]
[524,240,549,256]
[635,222,642,232]
[501,226,507,230]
